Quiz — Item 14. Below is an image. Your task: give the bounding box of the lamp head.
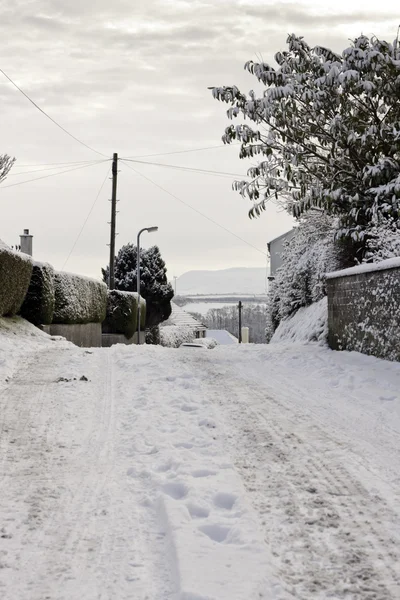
[147,226,158,233]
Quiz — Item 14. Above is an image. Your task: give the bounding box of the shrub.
[52,272,107,324]
[103,290,141,339]
[19,261,55,325]
[0,243,32,317]
[159,325,195,348]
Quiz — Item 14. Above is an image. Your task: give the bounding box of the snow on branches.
[212,34,400,259]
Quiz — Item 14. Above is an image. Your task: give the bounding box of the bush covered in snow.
[160,326,195,348]
[52,272,107,325]
[0,242,33,317]
[102,290,146,339]
[266,211,340,339]
[20,261,55,326]
[271,297,328,345]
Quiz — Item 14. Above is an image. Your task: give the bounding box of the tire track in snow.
[196,359,400,600]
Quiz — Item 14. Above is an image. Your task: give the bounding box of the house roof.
[161,302,207,331]
[206,330,238,345]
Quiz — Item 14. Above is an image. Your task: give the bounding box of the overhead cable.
[9,160,108,177]
[124,143,238,159]
[121,158,246,179]
[120,160,267,257]
[62,164,111,270]
[0,67,109,158]
[0,160,109,189]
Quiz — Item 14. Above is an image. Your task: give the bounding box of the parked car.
[179,342,206,349]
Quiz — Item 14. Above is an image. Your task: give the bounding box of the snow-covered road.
[1,322,400,600]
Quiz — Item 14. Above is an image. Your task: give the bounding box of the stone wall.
[327,258,400,361]
[42,323,102,348]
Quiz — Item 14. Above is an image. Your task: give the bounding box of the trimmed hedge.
[103,290,138,339]
[52,272,107,325]
[0,243,33,317]
[103,290,146,339]
[20,261,55,325]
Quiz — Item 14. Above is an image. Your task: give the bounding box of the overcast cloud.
[0,0,397,281]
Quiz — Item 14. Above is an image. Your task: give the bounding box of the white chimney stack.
[20,229,33,256]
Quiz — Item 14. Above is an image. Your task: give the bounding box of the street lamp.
[137,226,158,344]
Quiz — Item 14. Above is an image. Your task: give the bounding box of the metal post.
[109,152,118,289]
[136,226,159,345]
[238,300,242,343]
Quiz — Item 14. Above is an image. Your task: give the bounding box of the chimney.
[20,229,33,256]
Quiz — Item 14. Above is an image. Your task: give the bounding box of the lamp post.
[137,226,158,345]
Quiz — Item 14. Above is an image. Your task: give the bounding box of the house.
[267,229,295,277]
[161,302,207,338]
[206,330,238,345]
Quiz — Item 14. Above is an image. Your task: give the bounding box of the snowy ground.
[1,318,400,599]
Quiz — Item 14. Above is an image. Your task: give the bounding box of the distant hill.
[175,268,268,295]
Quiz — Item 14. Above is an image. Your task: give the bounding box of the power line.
[122,158,246,179]
[13,160,104,168]
[9,161,108,177]
[120,160,267,258]
[124,143,239,159]
[0,67,109,159]
[0,160,109,189]
[62,164,111,270]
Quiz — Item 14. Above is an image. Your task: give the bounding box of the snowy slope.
[176,267,267,295]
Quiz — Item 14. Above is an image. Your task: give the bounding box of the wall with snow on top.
[327,260,400,361]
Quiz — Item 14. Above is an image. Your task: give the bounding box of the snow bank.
[271,297,328,344]
[0,316,67,386]
[326,256,400,279]
[160,325,195,348]
[0,243,33,317]
[53,271,107,325]
[20,261,55,325]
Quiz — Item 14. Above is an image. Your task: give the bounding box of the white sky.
[0,0,397,280]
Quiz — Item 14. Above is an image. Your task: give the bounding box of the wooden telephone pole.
[108,153,118,289]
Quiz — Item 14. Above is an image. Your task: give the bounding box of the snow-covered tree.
[102,244,174,329]
[212,34,400,263]
[364,215,400,262]
[0,154,15,184]
[266,211,341,337]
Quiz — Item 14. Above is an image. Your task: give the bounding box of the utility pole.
[238,300,242,343]
[108,152,118,289]
[173,276,177,295]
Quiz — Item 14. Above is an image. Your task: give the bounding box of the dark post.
[109,152,118,289]
[238,300,242,343]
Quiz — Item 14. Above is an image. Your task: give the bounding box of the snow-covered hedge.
[52,272,107,325]
[20,261,55,325]
[160,326,195,348]
[103,290,146,339]
[0,242,33,317]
